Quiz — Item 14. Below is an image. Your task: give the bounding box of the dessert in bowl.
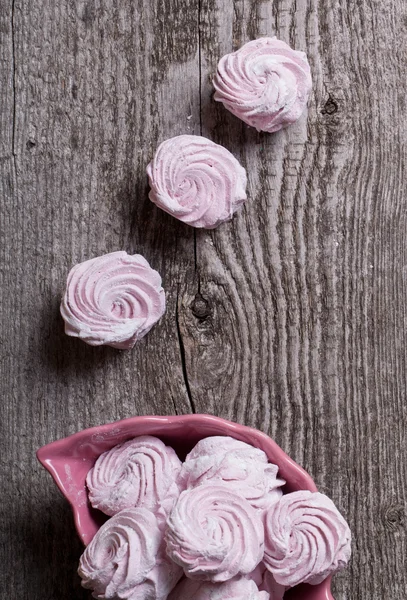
[37,414,345,600]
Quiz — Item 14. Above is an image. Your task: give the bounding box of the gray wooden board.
[1,0,406,598]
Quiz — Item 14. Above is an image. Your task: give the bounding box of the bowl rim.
[37,413,333,600]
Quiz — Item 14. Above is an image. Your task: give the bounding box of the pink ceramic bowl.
[37,414,333,600]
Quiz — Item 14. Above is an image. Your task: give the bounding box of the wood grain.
[0,0,406,598]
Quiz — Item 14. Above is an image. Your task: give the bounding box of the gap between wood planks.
[174,0,203,415]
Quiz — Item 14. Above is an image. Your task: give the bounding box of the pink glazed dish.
[37,414,334,600]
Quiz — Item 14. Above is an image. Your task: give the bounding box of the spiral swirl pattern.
[180,437,285,511]
[263,491,351,587]
[61,251,165,349]
[86,436,183,517]
[213,37,312,133]
[78,508,162,599]
[168,577,269,600]
[146,135,247,229]
[166,484,264,582]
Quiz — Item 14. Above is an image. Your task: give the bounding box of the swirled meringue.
[166,483,264,582]
[180,437,285,511]
[78,507,182,600]
[263,490,351,587]
[213,37,312,133]
[168,577,269,600]
[86,436,182,517]
[146,135,247,229]
[61,251,165,349]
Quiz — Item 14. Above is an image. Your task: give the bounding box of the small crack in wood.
[176,288,196,413]
[195,1,201,292]
[11,0,17,179]
[198,0,202,136]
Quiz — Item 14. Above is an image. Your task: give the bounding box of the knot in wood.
[382,503,405,532]
[191,293,211,320]
[321,96,338,115]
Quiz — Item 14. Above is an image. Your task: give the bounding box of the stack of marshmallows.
[79,436,351,600]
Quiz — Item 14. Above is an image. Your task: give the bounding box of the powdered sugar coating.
[180,436,285,511]
[146,135,247,229]
[168,577,269,600]
[61,251,165,349]
[86,436,182,517]
[166,483,264,582]
[263,490,351,587]
[214,37,312,133]
[78,508,182,600]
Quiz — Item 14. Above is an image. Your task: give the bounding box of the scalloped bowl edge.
[37,413,334,600]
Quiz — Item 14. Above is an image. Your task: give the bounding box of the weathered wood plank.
[177,0,407,598]
[0,0,406,599]
[0,0,200,597]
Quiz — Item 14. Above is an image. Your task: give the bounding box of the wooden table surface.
[1,1,406,598]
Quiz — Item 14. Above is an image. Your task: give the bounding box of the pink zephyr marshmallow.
[180,436,285,511]
[214,37,312,133]
[146,135,247,229]
[168,577,269,600]
[263,490,351,588]
[61,251,165,349]
[166,483,264,582]
[86,435,183,518]
[78,507,182,600]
